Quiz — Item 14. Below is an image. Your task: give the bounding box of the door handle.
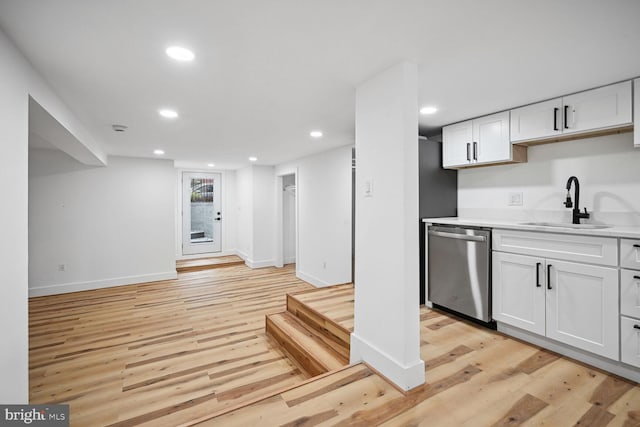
[634,325,640,330]
[634,276,640,280]
[473,141,478,161]
[428,230,486,242]
[553,107,559,131]
[215,217,222,221]
[536,262,542,287]
[564,105,569,129]
[466,143,471,162]
[547,264,552,290]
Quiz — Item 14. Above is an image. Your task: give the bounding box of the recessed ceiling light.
[207,163,215,168]
[154,149,165,155]
[158,109,178,119]
[248,156,258,162]
[420,106,438,115]
[165,46,195,62]
[310,130,323,138]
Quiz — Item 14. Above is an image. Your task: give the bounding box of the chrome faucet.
[564,176,590,224]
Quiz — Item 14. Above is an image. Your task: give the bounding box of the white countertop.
[423,217,640,239]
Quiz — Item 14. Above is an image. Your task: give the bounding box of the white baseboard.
[498,322,640,383]
[296,270,332,288]
[245,258,275,268]
[28,271,178,297]
[349,332,425,391]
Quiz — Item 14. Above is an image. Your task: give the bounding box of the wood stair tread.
[176,255,244,272]
[266,311,348,377]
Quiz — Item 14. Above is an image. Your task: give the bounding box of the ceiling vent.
[112,124,128,132]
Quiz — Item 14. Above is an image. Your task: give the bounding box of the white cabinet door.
[621,269,640,319]
[635,79,640,148]
[621,238,640,270]
[442,120,472,168]
[562,80,632,135]
[621,316,640,368]
[473,111,511,163]
[510,98,562,142]
[492,252,545,335]
[545,260,619,360]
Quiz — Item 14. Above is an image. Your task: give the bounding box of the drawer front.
[621,316,640,368]
[621,239,640,270]
[493,229,618,266]
[621,269,640,319]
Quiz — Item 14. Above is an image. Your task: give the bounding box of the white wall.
[352,62,424,391]
[458,133,640,225]
[29,154,177,296]
[236,166,253,261]
[235,165,276,267]
[252,166,276,266]
[275,145,352,287]
[0,28,104,403]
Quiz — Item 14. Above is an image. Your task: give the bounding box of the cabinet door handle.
[634,325,640,330]
[634,244,640,248]
[564,105,570,129]
[547,264,552,290]
[466,143,471,162]
[553,107,559,131]
[536,262,542,287]
[634,275,640,280]
[473,141,478,161]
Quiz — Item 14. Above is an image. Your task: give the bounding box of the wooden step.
[286,293,351,361]
[266,311,348,377]
[176,255,244,272]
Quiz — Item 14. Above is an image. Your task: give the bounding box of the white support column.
[351,62,424,391]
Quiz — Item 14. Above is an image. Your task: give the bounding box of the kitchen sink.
[519,222,611,229]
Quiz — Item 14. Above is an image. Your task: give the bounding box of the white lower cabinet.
[492,252,545,335]
[493,249,619,360]
[545,260,618,360]
[621,316,640,368]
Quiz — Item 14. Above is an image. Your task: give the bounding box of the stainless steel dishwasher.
[427,224,492,324]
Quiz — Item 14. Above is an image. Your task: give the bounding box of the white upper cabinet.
[473,112,511,163]
[562,81,632,135]
[443,111,513,168]
[510,98,563,142]
[510,81,632,143]
[635,78,640,148]
[442,120,473,168]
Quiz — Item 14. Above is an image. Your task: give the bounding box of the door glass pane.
[190,178,214,244]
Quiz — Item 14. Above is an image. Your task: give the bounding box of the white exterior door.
[442,120,472,168]
[182,172,222,255]
[473,111,510,163]
[492,252,546,335]
[545,260,619,360]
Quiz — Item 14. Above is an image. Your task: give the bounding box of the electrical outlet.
[322,261,327,269]
[508,192,523,206]
[58,264,66,272]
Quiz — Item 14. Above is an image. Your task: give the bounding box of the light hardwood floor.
[30,265,640,426]
[29,264,313,426]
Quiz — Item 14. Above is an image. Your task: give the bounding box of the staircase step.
[266,312,348,377]
[176,255,244,273]
[286,294,351,361]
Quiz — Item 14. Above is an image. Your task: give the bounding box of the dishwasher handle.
[428,230,487,242]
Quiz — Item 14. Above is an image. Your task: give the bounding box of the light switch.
[508,192,523,206]
[364,179,373,197]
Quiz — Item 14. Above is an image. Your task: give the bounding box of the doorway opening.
[182,172,222,255]
[282,174,296,265]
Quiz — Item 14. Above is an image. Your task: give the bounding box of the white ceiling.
[2,0,640,169]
